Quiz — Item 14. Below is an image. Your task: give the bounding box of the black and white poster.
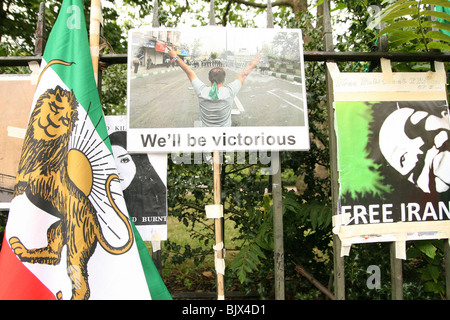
[106,116,167,241]
[336,100,450,225]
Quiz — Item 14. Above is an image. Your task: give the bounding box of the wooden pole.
[390,243,403,300]
[209,0,216,26]
[266,0,285,301]
[152,0,160,27]
[89,0,102,86]
[445,240,450,300]
[272,152,285,300]
[213,151,225,300]
[207,2,225,301]
[34,2,46,56]
[323,0,345,300]
[266,0,274,29]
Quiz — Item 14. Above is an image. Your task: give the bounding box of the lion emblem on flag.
[9,77,134,300]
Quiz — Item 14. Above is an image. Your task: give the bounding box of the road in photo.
[129,66,305,129]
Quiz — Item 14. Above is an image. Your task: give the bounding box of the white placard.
[126,26,309,153]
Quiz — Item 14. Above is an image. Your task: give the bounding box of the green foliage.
[0,0,58,55]
[0,1,126,56]
[369,0,450,51]
[231,240,268,284]
[342,241,446,300]
[334,0,381,54]
[344,243,392,299]
[407,240,447,298]
[153,0,191,27]
[101,64,127,115]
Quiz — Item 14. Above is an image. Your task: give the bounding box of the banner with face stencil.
[336,100,450,224]
[328,61,450,258]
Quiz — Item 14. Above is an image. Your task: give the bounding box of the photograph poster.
[126,26,309,153]
[105,116,168,241]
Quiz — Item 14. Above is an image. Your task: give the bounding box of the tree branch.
[289,254,336,300]
[225,0,293,9]
[222,0,233,26]
[294,263,335,300]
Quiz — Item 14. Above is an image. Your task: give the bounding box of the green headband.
[209,82,219,101]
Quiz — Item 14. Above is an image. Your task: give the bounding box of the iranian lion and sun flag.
[0,0,171,300]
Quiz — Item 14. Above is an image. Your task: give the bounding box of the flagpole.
[89,0,102,86]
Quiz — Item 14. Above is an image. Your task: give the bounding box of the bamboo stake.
[208,2,225,301]
[89,0,102,86]
[213,151,225,300]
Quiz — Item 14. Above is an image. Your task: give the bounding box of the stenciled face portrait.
[379,104,450,193]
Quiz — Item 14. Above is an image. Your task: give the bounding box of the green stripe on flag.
[132,224,172,300]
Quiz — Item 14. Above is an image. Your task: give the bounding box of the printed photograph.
[127,26,306,129]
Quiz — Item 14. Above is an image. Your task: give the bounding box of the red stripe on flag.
[0,236,56,300]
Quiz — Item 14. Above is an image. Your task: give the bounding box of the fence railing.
[1,51,450,68]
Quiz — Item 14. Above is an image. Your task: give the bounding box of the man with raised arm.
[168,48,263,127]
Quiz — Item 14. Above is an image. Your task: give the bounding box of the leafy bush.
[369,0,450,51]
